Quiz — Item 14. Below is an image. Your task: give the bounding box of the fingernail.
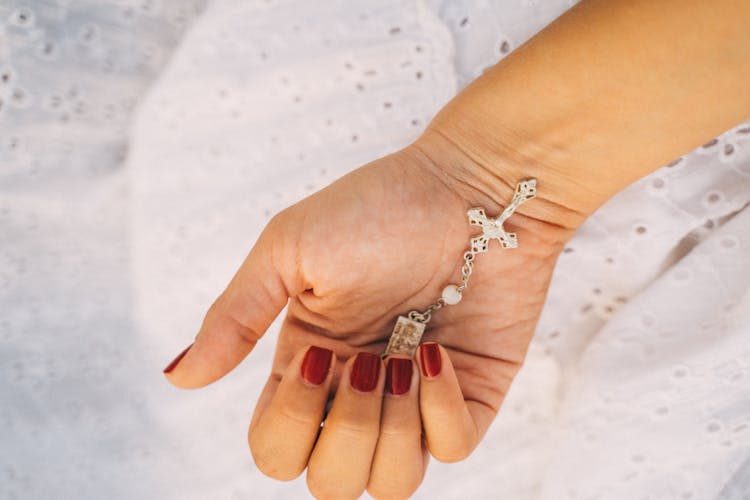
[386,358,413,395]
[350,352,381,392]
[300,346,333,386]
[419,342,442,378]
[163,343,193,374]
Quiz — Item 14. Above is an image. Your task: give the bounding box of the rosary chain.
[404,178,536,326]
[407,248,477,324]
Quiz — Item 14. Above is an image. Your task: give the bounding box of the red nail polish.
[350,352,381,392]
[300,346,333,386]
[419,343,442,378]
[386,358,413,395]
[163,343,193,374]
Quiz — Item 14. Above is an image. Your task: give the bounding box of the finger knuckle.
[248,432,302,481]
[327,418,379,441]
[378,416,421,438]
[278,403,323,428]
[307,471,363,500]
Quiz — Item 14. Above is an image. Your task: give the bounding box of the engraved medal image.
[383,316,426,357]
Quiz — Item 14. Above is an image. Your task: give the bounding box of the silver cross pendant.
[467,179,537,252]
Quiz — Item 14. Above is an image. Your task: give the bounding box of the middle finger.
[307,352,385,500]
[368,356,428,499]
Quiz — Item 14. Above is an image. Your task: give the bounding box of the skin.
[164,0,750,498]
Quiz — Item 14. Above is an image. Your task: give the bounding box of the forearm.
[417,0,750,230]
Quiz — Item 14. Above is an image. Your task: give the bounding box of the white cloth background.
[2,1,749,499]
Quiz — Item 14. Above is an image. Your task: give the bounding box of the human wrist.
[419,83,632,231]
[413,0,750,247]
[409,127,584,254]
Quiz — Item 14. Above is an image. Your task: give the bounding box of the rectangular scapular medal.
[383,315,426,357]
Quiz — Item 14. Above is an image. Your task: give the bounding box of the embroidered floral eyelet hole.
[641,312,656,328]
[10,7,34,27]
[672,268,693,283]
[702,190,725,208]
[653,406,670,418]
[671,365,689,379]
[598,302,617,318]
[77,24,100,44]
[0,68,13,86]
[10,87,30,108]
[648,176,668,195]
[37,41,58,60]
[666,157,683,167]
[719,235,739,250]
[706,421,722,434]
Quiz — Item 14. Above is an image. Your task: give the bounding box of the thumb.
[163,214,300,389]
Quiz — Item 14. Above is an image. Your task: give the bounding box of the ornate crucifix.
[467,179,537,252]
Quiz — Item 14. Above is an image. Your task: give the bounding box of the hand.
[163,131,577,498]
[162,0,750,495]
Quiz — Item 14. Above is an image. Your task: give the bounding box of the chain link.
[457,250,476,292]
[407,248,477,324]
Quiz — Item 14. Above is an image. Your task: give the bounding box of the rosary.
[383,179,538,357]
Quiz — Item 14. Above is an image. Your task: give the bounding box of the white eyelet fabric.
[2,1,749,499]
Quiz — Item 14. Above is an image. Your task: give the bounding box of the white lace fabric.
[2,1,749,499]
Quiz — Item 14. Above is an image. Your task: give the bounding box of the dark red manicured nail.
[300,346,333,386]
[350,352,381,392]
[386,358,413,395]
[419,343,442,378]
[163,343,193,374]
